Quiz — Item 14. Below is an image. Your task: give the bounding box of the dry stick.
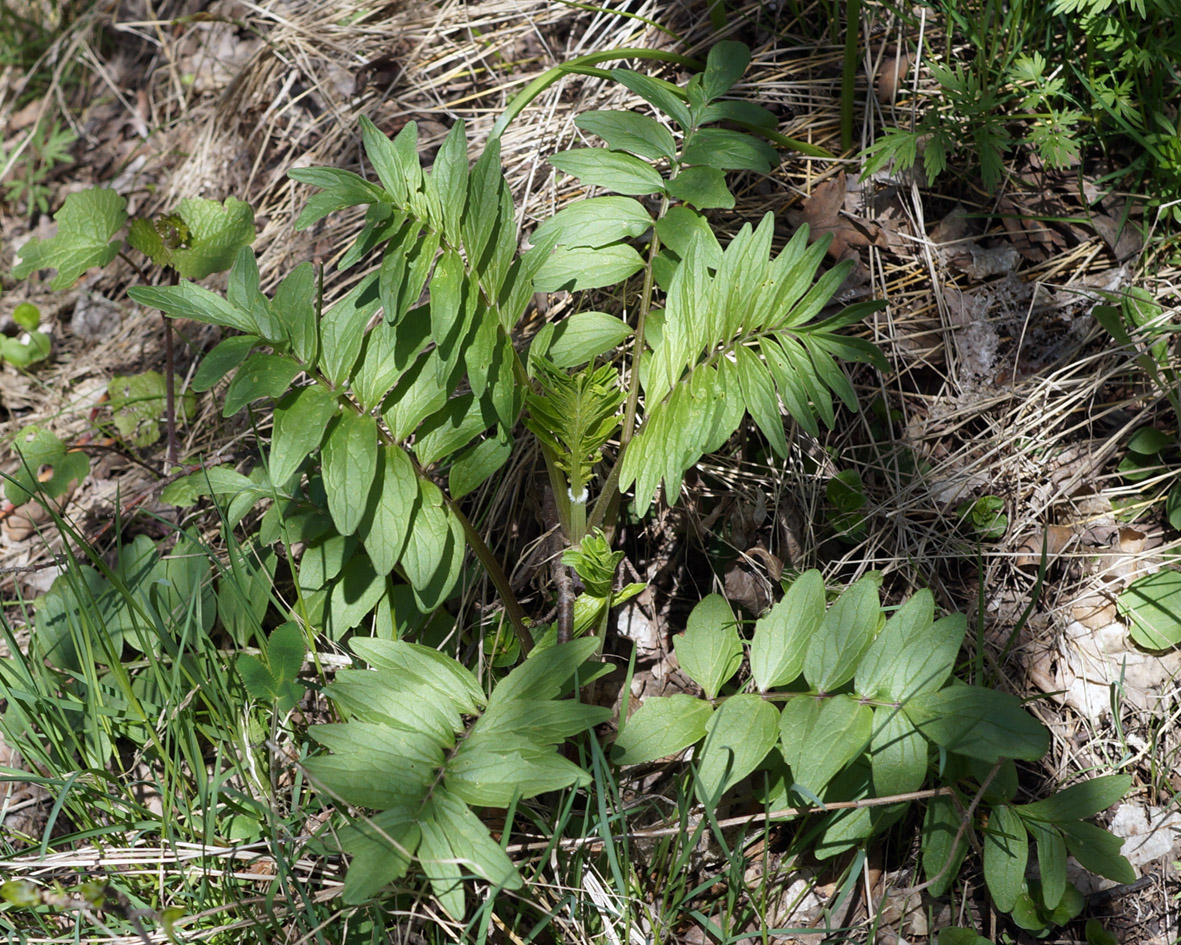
[896,760,1002,897]
[504,786,956,854]
[542,481,574,644]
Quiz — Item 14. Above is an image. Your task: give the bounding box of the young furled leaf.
[127,196,255,279]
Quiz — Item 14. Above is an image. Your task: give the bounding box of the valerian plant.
[7,40,1133,926]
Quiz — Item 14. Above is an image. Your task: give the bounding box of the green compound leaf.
[6,425,90,506]
[127,196,255,279]
[612,694,713,765]
[12,188,127,290]
[923,793,969,896]
[575,110,677,162]
[236,621,306,714]
[1017,775,1132,823]
[696,694,779,802]
[549,148,665,196]
[750,569,825,691]
[192,334,259,393]
[1026,819,1068,909]
[108,370,196,447]
[702,40,751,101]
[401,479,466,611]
[533,244,646,293]
[1058,821,1135,884]
[665,165,735,210]
[611,69,693,130]
[856,592,963,702]
[904,683,1049,762]
[322,411,378,537]
[535,311,632,369]
[673,593,743,699]
[358,445,419,576]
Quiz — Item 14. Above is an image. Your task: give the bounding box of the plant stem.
[441,488,533,655]
[588,200,666,534]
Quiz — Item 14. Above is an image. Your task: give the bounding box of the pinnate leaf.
[856,593,962,702]
[983,803,1028,912]
[780,694,872,796]
[575,110,677,161]
[532,196,654,249]
[269,385,340,485]
[802,576,880,692]
[904,684,1049,762]
[358,445,418,575]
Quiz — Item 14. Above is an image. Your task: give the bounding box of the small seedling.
[957,494,1008,540]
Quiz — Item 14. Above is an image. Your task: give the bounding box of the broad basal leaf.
[10,439,82,526]
[322,411,379,536]
[1118,569,1181,650]
[750,568,825,690]
[549,148,665,196]
[13,188,127,290]
[672,593,743,699]
[904,683,1049,762]
[612,694,713,765]
[802,576,880,692]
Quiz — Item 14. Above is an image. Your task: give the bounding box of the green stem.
[490,48,703,141]
[587,198,667,534]
[841,0,861,153]
[442,488,534,655]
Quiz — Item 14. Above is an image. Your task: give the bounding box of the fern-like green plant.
[7,37,1134,930]
[304,637,609,911]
